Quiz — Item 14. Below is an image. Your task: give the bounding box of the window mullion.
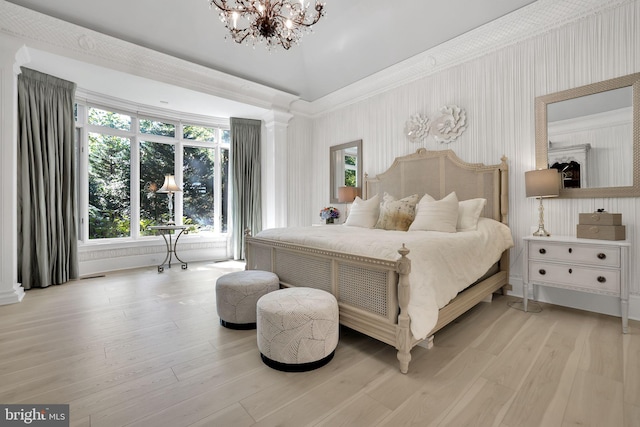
[214,129,222,233]
[130,117,141,239]
[175,129,184,226]
[77,112,89,243]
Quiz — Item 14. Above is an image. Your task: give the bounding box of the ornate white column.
[0,41,26,305]
[262,109,293,229]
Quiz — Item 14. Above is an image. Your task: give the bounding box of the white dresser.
[522,235,630,333]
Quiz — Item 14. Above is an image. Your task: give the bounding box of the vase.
[326,218,334,224]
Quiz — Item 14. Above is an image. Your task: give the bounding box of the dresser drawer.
[528,261,621,295]
[528,241,620,267]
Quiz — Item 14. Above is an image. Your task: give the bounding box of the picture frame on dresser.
[522,235,630,333]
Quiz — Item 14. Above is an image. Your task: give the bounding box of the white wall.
[288,1,640,319]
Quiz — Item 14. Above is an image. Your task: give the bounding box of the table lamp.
[338,186,357,203]
[338,186,358,219]
[525,169,560,236]
[157,174,182,225]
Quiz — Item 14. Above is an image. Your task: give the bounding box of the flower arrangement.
[320,206,340,224]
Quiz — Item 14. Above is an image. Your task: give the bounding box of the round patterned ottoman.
[215,270,279,330]
[257,287,339,372]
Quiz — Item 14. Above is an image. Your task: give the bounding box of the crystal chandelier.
[209,0,326,50]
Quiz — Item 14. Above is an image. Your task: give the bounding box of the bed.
[245,148,512,373]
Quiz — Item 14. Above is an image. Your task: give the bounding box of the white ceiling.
[6,0,536,103]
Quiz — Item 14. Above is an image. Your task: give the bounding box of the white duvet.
[255,217,514,340]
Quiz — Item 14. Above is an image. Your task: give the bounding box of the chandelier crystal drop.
[209,0,325,50]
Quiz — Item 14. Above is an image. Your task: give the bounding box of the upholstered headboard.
[364,149,509,225]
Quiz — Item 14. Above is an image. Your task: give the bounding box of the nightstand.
[522,235,630,333]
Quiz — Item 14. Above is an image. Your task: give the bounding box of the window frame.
[76,101,230,245]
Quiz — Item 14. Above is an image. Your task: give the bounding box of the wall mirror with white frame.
[329,140,362,203]
[535,72,640,198]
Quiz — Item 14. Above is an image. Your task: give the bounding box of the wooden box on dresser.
[522,235,630,333]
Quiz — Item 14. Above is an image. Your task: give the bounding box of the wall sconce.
[157,174,182,225]
[525,169,560,236]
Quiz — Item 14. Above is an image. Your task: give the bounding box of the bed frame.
[245,148,510,373]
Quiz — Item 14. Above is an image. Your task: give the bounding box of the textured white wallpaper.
[287,1,640,297]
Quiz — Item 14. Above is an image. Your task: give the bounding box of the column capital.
[262,109,293,129]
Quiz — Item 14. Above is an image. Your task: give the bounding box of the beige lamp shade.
[525,169,560,198]
[157,174,182,193]
[338,186,358,203]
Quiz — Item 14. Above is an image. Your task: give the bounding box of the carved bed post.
[499,155,511,295]
[499,155,509,225]
[395,244,412,374]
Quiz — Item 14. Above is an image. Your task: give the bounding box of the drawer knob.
[539,269,546,275]
[597,253,606,260]
[568,268,572,274]
[597,276,606,283]
[568,248,573,254]
[539,248,546,254]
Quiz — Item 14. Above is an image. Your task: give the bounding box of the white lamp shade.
[157,174,182,193]
[525,169,560,198]
[338,186,358,203]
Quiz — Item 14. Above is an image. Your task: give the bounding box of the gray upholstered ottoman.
[215,270,279,330]
[257,287,339,372]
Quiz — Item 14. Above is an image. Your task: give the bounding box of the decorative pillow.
[344,194,380,228]
[408,192,459,232]
[374,193,419,231]
[457,198,487,231]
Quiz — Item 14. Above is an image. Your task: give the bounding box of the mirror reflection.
[547,87,633,188]
[330,140,362,203]
[535,72,640,198]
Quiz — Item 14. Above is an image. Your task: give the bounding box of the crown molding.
[0,1,299,112]
[300,0,634,117]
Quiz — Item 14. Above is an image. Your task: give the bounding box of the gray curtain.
[231,117,262,260]
[17,68,78,289]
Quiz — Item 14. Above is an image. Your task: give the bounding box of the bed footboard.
[245,232,414,372]
[245,231,510,374]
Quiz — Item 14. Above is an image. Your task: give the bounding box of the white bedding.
[255,217,514,340]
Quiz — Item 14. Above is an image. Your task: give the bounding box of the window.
[139,141,175,235]
[182,124,229,233]
[140,118,176,137]
[86,107,133,239]
[77,104,229,242]
[183,146,215,231]
[88,107,131,131]
[344,153,356,187]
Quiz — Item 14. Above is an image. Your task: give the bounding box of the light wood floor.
[1,261,639,427]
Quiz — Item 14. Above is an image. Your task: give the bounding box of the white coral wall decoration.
[404,114,431,143]
[430,105,467,143]
[404,105,467,144]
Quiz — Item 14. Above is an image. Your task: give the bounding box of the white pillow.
[409,192,459,232]
[457,198,487,231]
[344,194,380,228]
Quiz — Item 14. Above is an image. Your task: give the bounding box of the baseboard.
[0,283,25,306]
